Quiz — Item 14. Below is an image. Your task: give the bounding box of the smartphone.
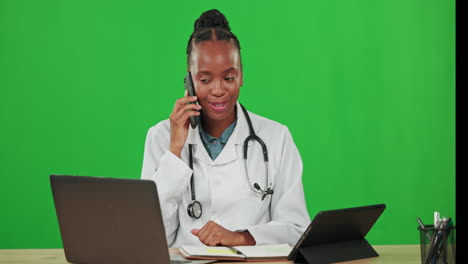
[184,72,200,129]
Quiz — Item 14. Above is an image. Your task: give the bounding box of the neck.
[201,108,236,138]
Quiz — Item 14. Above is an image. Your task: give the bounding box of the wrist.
[238,231,256,246]
[169,144,182,158]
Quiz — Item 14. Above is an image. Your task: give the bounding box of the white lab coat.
[141,102,310,247]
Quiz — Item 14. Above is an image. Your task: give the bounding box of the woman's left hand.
[191,221,256,246]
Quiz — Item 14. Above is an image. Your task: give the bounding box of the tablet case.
[289,204,386,264]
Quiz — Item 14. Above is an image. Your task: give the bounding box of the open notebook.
[180,244,292,262]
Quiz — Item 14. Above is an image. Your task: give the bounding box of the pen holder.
[418,225,456,264]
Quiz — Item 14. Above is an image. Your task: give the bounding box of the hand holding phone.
[167,72,201,158]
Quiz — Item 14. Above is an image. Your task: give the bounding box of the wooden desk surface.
[0,245,421,264]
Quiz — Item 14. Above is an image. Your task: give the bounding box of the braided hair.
[186,9,241,67]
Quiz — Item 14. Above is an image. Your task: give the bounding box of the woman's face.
[189,40,243,124]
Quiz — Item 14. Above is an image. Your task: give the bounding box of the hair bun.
[194,9,231,32]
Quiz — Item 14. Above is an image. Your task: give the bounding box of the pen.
[227,246,243,255]
[417,217,426,230]
[425,217,449,264]
[434,218,450,264]
[417,217,433,242]
[417,218,448,264]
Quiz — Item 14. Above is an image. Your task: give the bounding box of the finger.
[172,96,197,113]
[191,229,200,236]
[171,108,201,127]
[177,96,198,108]
[203,231,217,246]
[196,225,210,242]
[174,96,197,109]
[178,101,202,113]
[171,104,201,123]
[208,231,222,247]
[199,222,223,246]
[197,221,216,243]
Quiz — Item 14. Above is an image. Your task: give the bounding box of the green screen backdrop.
[0,0,455,248]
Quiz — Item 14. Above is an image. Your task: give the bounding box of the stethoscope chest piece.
[187,200,202,219]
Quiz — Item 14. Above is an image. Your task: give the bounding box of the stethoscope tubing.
[187,103,273,218]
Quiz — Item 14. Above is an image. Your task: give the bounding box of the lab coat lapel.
[213,102,250,165]
[213,139,237,165]
[184,101,251,166]
[185,124,213,165]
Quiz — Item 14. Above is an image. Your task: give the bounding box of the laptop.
[288,203,386,263]
[50,175,211,264]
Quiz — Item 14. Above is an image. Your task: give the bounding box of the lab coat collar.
[185,101,251,165]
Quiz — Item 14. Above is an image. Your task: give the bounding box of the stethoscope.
[187,104,274,219]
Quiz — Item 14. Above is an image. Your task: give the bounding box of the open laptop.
[50,175,212,264]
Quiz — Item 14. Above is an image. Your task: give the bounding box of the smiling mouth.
[208,102,228,112]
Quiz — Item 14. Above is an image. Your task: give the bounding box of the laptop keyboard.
[170,260,191,264]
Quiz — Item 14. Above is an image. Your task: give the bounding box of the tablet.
[288,203,386,261]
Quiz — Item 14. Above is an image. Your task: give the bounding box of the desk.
[0,245,420,264]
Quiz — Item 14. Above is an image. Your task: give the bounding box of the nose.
[210,79,225,97]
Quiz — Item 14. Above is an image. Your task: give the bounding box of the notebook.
[180,244,292,262]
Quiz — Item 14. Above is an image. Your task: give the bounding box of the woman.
[141,9,310,247]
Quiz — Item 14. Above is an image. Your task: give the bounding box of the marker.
[434,211,440,226]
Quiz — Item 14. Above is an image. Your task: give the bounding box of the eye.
[225,75,236,81]
[199,78,210,83]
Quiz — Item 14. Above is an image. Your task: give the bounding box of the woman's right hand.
[169,95,202,158]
